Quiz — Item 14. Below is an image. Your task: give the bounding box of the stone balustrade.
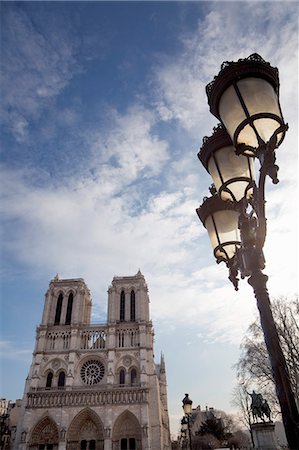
[27,386,149,409]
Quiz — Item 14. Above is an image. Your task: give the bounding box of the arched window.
[46,371,53,388]
[54,293,63,325]
[130,368,137,386]
[120,291,125,322]
[118,331,125,348]
[119,369,125,385]
[65,293,73,325]
[89,440,95,450]
[58,371,65,388]
[80,441,87,450]
[130,290,136,321]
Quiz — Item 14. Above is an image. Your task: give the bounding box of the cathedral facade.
[14,271,170,450]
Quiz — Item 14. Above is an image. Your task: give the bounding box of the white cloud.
[2,1,298,345]
[90,106,170,182]
[1,5,80,141]
[152,2,298,141]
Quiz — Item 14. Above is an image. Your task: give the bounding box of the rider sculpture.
[248,390,271,422]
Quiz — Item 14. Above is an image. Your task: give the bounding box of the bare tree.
[235,296,299,413]
[231,380,254,446]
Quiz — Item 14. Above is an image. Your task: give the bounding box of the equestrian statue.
[248,390,272,422]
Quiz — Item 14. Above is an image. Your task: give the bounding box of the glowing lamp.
[198,124,255,202]
[206,53,287,157]
[196,195,240,264]
[182,394,193,415]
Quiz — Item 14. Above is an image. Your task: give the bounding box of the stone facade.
[14,271,170,450]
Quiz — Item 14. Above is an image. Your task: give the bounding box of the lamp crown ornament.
[206,53,279,108]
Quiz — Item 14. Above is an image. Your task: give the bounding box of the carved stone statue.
[248,390,271,422]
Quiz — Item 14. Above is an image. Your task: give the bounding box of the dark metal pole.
[248,269,299,450]
[187,415,192,450]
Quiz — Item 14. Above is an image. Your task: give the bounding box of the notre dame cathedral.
[14,271,171,450]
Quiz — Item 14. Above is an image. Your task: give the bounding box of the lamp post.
[196,53,299,450]
[182,394,193,449]
[180,417,188,449]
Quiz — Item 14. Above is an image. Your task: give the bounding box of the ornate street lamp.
[182,394,193,449]
[197,54,299,450]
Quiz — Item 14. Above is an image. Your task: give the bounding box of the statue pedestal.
[251,422,278,449]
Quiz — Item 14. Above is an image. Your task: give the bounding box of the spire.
[160,352,165,373]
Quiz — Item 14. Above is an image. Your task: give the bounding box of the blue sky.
[0,0,298,437]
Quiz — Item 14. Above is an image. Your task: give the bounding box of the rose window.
[80,360,105,385]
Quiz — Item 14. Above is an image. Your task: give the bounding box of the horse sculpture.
[249,391,271,422]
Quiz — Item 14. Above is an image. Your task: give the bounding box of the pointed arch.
[66,408,104,450]
[112,411,141,449]
[58,371,66,388]
[120,290,125,322]
[130,290,136,321]
[46,371,53,388]
[119,368,125,385]
[29,416,59,448]
[65,292,73,325]
[54,293,63,325]
[130,368,137,386]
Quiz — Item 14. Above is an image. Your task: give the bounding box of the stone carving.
[80,421,97,439]
[60,428,66,440]
[27,387,149,408]
[21,431,27,443]
[52,359,60,370]
[123,356,132,367]
[104,427,111,438]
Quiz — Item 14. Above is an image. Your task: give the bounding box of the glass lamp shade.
[206,54,287,156]
[198,125,255,202]
[197,195,241,264]
[182,394,193,415]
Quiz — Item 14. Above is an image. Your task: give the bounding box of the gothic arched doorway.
[66,409,104,450]
[28,416,59,450]
[112,411,142,450]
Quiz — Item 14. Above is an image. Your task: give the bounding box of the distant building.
[9,400,23,448]
[179,405,222,448]
[1,398,12,450]
[188,405,225,436]
[0,399,9,417]
[14,271,170,450]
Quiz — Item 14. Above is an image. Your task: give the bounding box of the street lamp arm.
[254,122,288,253]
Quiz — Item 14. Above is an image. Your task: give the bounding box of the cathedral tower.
[14,272,170,450]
